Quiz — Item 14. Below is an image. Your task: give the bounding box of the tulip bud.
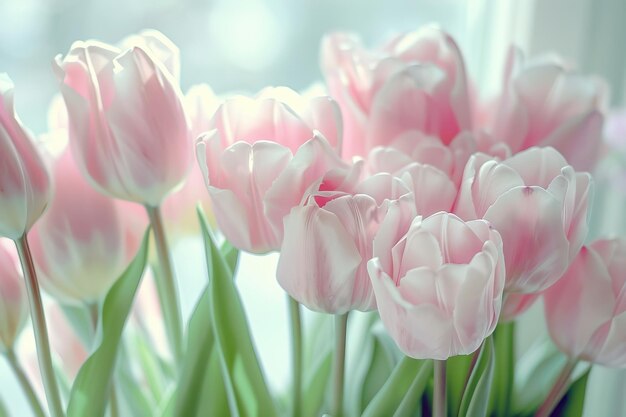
[321,27,472,159]
[488,47,606,171]
[53,34,191,206]
[544,238,626,367]
[277,171,412,314]
[0,74,51,239]
[29,150,134,305]
[368,212,505,359]
[196,88,344,254]
[455,147,592,294]
[0,240,27,352]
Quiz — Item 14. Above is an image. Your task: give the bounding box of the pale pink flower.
[321,27,472,159]
[544,239,626,367]
[485,47,607,171]
[196,88,344,253]
[0,74,51,239]
[0,239,27,352]
[276,167,413,314]
[368,212,505,359]
[53,32,191,206]
[455,147,592,294]
[29,150,136,305]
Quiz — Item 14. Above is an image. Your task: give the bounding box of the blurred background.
[1,0,626,415]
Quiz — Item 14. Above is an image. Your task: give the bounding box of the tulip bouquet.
[0,25,623,417]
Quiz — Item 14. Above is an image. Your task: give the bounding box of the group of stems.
[10,203,183,417]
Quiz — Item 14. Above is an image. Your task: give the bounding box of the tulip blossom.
[368,212,505,359]
[485,47,606,171]
[29,150,135,305]
[455,147,592,294]
[53,34,191,206]
[367,130,476,185]
[277,170,413,314]
[0,240,27,352]
[0,74,51,240]
[321,27,472,159]
[196,88,345,254]
[544,238,626,367]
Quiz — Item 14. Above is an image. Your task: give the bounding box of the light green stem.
[434,360,447,417]
[287,297,303,417]
[332,314,349,417]
[5,349,46,417]
[145,205,183,363]
[15,236,65,417]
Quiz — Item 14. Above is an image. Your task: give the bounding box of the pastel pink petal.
[504,147,568,188]
[485,186,569,293]
[372,197,417,279]
[543,111,604,172]
[419,213,485,265]
[367,146,414,174]
[369,260,456,359]
[594,314,626,366]
[398,230,443,278]
[544,247,615,358]
[120,29,181,81]
[565,172,592,261]
[303,96,343,151]
[367,65,446,148]
[353,173,410,204]
[277,204,363,314]
[500,292,541,322]
[217,141,292,253]
[264,134,347,239]
[399,163,456,216]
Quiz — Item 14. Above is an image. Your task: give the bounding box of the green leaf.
[302,350,332,417]
[553,370,590,417]
[447,353,474,415]
[512,339,567,415]
[360,333,396,412]
[392,360,433,417]
[66,229,150,417]
[172,287,227,417]
[458,337,495,417]
[197,207,277,417]
[220,241,240,277]
[489,321,515,416]
[362,356,432,417]
[0,396,8,417]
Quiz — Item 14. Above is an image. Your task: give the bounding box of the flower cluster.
[0,26,622,417]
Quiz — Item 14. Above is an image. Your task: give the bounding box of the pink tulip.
[544,239,626,367]
[196,88,344,254]
[0,240,27,351]
[455,147,592,294]
[277,170,413,314]
[366,130,476,185]
[53,32,191,206]
[0,74,51,239]
[29,150,135,305]
[486,47,606,171]
[321,27,472,159]
[500,292,541,322]
[368,212,505,359]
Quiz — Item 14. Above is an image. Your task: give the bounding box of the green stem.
[434,360,447,417]
[5,349,46,417]
[287,297,303,417]
[15,236,65,417]
[492,321,515,417]
[536,358,578,417]
[145,205,183,363]
[332,314,349,417]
